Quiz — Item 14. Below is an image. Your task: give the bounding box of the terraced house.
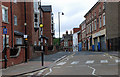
[0,0,55,68]
[84,2,120,51]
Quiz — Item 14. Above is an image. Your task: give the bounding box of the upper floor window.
[99,6,101,13]
[103,2,106,10]
[14,15,17,26]
[99,16,102,28]
[13,0,17,3]
[94,11,96,17]
[2,5,8,23]
[103,13,106,26]
[92,21,94,31]
[94,19,97,30]
[16,38,22,45]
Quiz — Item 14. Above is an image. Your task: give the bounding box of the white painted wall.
[73,32,78,52]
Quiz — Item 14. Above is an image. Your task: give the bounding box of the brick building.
[61,31,73,52]
[0,1,43,68]
[84,2,120,51]
[81,20,87,51]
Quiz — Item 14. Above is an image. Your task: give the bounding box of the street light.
[58,12,64,50]
[39,0,44,66]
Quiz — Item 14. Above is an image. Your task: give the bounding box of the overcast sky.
[41,0,98,38]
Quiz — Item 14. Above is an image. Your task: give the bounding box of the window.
[99,7,101,13]
[14,15,17,25]
[103,14,106,26]
[94,12,96,17]
[103,2,105,10]
[99,16,102,28]
[3,35,9,49]
[45,40,47,44]
[2,5,8,22]
[90,24,91,32]
[13,0,17,3]
[34,41,37,46]
[38,41,41,46]
[92,21,94,31]
[16,38,22,45]
[94,19,96,30]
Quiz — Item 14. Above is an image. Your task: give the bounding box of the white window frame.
[2,5,8,23]
[92,21,94,31]
[103,13,106,26]
[99,16,102,28]
[94,19,96,30]
[13,0,17,3]
[16,38,22,45]
[14,15,17,26]
[3,35,9,49]
[34,41,37,46]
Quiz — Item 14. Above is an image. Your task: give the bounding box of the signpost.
[2,26,7,68]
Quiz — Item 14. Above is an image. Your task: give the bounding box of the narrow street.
[33,51,120,77]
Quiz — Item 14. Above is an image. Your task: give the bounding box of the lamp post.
[58,12,64,50]
[24,0,28,62]
[39,0,44,66]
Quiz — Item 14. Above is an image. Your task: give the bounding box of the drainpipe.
[10,1,13,48]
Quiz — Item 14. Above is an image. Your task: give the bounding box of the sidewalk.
[2,61,51,76]
[2,51,72,76]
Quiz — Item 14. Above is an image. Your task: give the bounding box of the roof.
[41,5,52,12]
[84,2,99,17]
[14,30,25,36]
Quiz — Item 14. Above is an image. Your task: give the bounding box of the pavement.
[1,51,72,77]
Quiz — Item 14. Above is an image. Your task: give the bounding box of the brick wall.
[0,1,2,69]
[73,28,80,33]
[43,12,52,46]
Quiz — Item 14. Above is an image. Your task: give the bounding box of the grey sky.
[41,0,98,38]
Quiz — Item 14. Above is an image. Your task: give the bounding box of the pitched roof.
[41,5,52,12]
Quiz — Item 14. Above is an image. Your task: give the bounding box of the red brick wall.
[0,1,2,69]
[43,12,52,46]
[73,28,80,33]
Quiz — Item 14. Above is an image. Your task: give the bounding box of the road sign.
[3,28,7,34]
[24,35,28,39]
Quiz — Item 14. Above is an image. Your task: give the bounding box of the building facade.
[61,31,73,52]
[81,20,87,51]
[84,2,120,51]
[73,28,80,52]
[85,2,106,51]
[106,2,120,51]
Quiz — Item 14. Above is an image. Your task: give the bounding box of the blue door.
[79,43,82,51]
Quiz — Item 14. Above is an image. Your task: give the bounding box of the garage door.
[100,36,106,51]
[94,38,98,51]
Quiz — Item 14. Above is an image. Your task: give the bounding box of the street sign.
[24,35,28,39]
[3,28,7,34]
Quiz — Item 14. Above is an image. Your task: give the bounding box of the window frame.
[14,15,17,26]
[2,5,8,23]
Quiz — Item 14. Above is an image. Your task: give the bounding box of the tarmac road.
[35,51,120,77]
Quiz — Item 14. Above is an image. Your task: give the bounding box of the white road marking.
[103,55,106,56]
[71,61,79,64]
[85,60,94,64]
[53,55,66,63]
[56,62,66,66]
[53,67,61,68]
[100,60,108,63]
[45,68,52,76]
[115,60,120,63]
[36,69,47,76]
[66,66,73,67]
[88,66,96,75]
[110,56,113,59]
